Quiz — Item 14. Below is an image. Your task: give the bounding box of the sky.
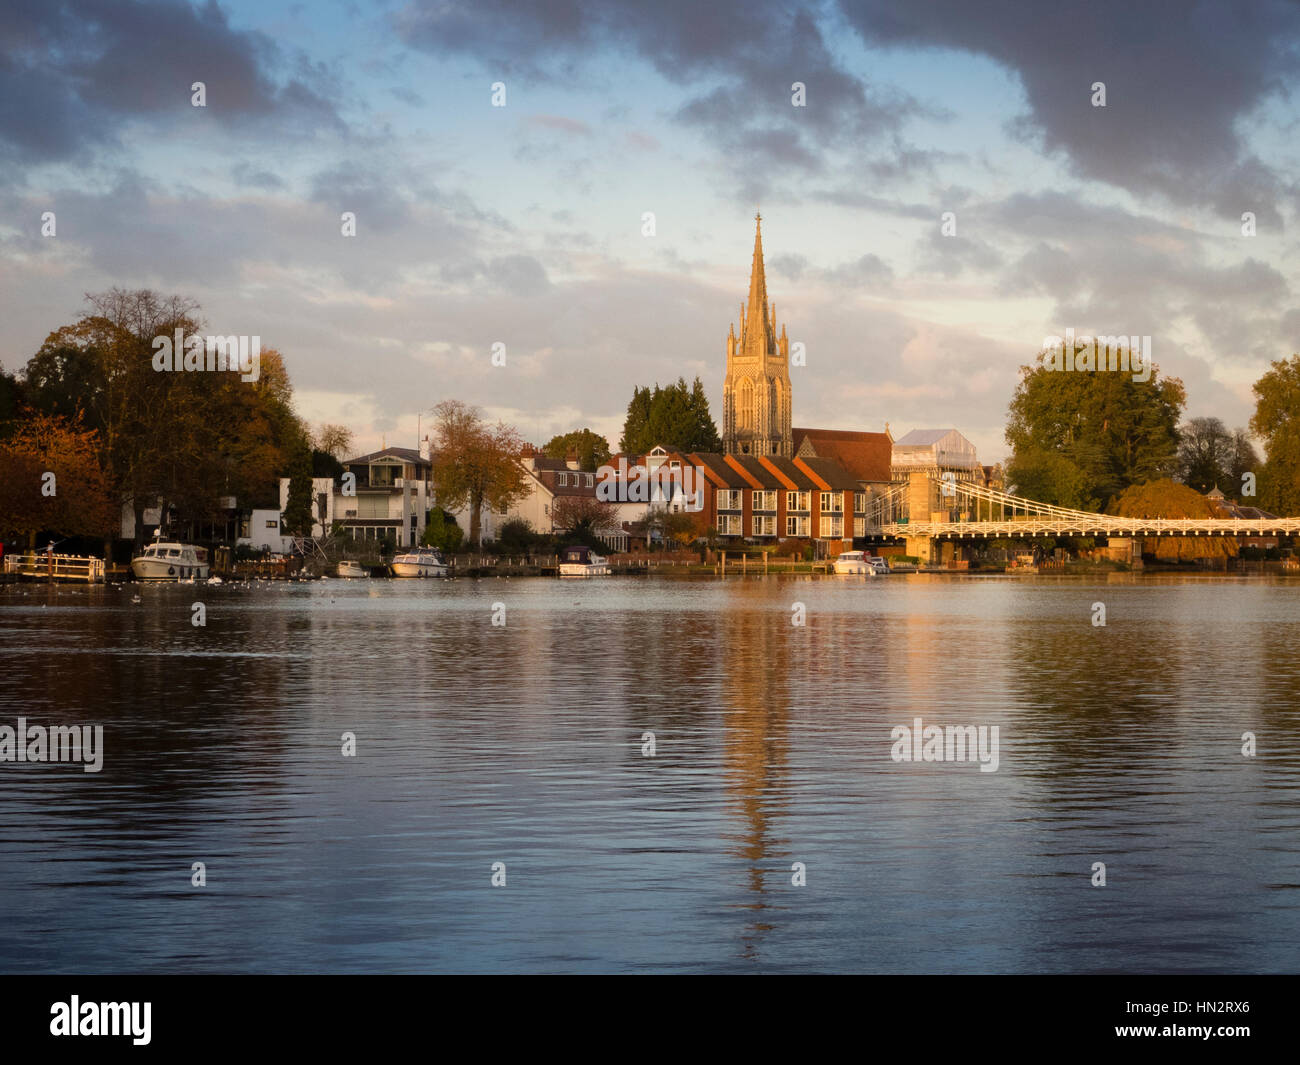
[2,0,1298,465]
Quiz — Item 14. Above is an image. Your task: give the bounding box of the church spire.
[743,213,771,353]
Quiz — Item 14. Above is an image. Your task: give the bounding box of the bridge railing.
[3,553,106,582]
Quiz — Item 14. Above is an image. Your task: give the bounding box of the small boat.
[390,547,448,578]
[130,538,210,581]
[335,560,369,578]
[832,550,872,575]
[558,545,610,577]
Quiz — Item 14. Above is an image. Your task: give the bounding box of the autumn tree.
[1109,479,1237,561]
[429,400,531,546]
[19,290,309,550]
[542,428,611,471]
[551,495,620,536]
[0,411,116,548]
[1005,348,1184,512]
[1250,354,1300,515]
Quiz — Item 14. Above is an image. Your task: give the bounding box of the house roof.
[792,427,892,483]
[344,446,427,466]
[760,456,818,491]
[795,456,860,491]
[726,454,785,489]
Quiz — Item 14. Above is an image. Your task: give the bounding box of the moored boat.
[390,547,448,578]
[130,539,210,581]
[832,550,872,574]
[558,545,610,577]
[335,560,369,578]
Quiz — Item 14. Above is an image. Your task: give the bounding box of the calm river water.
[1,574,1297,973]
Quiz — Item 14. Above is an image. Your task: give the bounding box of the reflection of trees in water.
[1,586,294,832]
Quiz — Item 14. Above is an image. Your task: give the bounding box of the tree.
[1005,348,1184,512]
[551,495,620,542]
[0,411,117,547]
[421,508,465,553]
[493,517,537,555]
[619,386,652,453]
[314,423,354,461]
[1109,479,1237,560]
[1250,354,1300,516]
[282,441,315,538]
[1229,429,1260,501]
[1176,417,1233,494]
[0,362,22,434]
[17,292,309,550]
[619,377,721,454]
[542,429,611,471]
[429,400,531,546]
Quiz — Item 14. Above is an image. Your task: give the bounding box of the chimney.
[565,450,580,471]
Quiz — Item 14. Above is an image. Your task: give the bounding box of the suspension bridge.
[862,474,1300,561]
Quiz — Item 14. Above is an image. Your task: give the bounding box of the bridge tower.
[904,473,937,563]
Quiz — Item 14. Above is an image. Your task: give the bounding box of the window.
[558,473,568,486]
[752,490,776,511]
[719,514,743,536]
[786,515,809,537]
[820,515,843,538]
[786,490,809,512]
[753,515,776,536]
[371,464,395,487]
[820,491,843,513]
[585,473,594,487]
[854,492,866,514]
[720,490,743,510]
[854,517,866,537]
[265,519,278,529]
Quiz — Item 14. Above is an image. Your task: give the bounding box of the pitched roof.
[796,457,861,491]
[893,429,957,446]
[760,455,818,490]
[344,446,427,466]
[792,427,892,482]
[726,454,784,489]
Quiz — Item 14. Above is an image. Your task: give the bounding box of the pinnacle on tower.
[744,213,770,351]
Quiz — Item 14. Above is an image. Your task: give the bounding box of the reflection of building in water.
[720,584,793,955]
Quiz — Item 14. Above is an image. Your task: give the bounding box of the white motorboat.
[558,545,610,577]
[390,548,448,578]
[866,555,891,575]
[336,560,369,578]
[130,539,210,581]
[832,550,872,575]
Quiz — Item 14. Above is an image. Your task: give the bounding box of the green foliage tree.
[1005,348,1185,512]
[1250,354,1300,515]
[542,428,611,471]
[421,508,465,553]
[282,441,314,537]
[493,517,536,555]
[619,377,721,454]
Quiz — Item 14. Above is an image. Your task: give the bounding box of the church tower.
[722,214,793,457]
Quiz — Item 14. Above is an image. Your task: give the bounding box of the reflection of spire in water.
[720,582,792,959]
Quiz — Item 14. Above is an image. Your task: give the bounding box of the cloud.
[836,0,1300,221]
[0,0,345,174]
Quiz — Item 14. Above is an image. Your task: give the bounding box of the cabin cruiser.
[832,550,872,575]
[390,547,448,578]
[558,545,610,577]
[130,539,210,581]
[866,555,891,575]
[335,560,369,578]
